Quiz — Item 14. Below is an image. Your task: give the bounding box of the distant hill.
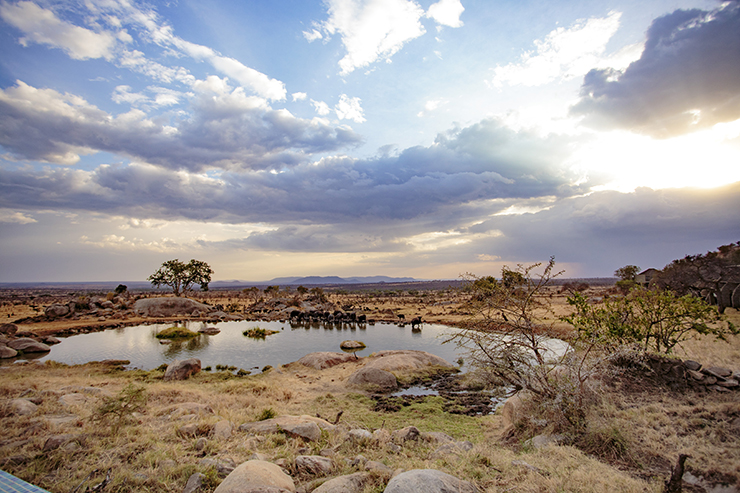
[268,275,418,285]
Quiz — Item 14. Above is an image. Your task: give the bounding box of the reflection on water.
[13,320,466,371]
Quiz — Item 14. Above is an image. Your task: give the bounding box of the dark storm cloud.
[462,182,740,272]
[571,2,740,137]
[0,81,362,171]
[0,118,587,225]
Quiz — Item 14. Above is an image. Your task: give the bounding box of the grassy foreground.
[2,330,739,493]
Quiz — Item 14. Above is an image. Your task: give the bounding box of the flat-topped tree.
[147,259,213,296]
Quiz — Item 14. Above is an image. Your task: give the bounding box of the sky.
[0,0,739,283]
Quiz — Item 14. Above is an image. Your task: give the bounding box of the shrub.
[257,407,277,421]
[563,288,735,354]
[92,383,148,435]
[156,326,199,339]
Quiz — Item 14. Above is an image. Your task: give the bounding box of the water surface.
[27,320,465,371]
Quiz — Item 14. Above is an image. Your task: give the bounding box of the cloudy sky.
[1,0,739,283]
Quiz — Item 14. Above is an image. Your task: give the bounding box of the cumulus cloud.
[308,0,427,75]
[311,100,332,116]
[0,209,36,224]
[335,95,366,123]
[292,92,307,102]
[491,11,628,88]
[0,80,362,170]
[0,117,586,226]
[571,3,740,138]
[426,0,464,28]
[0,1,118,60]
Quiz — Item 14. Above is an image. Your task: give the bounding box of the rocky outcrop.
[312,472,369,493]
[0,345,18,358]
[384,469,478,493]
[164,359,201,381]
[347,367,398,391]
[340,340,366,349]
[364,350,454,372]
[238,415,335,441]
[7,338,50,353]
[295,352,359,370]
[134,298,214,317]
[0,323,18,335]
[214,460,295,493]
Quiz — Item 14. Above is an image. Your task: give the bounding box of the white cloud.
[491,11,626,88]
[112,85,149,106]
[335,94,366,123]
[426,0,464,28]
[118,49,195,86]
[311,99,332,116]
[0,1,117,60]
[314,0,427,75]
[303,28,323,42]
[0,209,37,224]
[292,92,307,101]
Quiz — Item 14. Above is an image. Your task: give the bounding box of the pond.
[21,320,467,371]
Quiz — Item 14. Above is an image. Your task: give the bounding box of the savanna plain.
[1,278,739,493]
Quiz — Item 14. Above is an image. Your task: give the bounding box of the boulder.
[0,345,18,358]
[59,393,90,408]
[7,338,51,353]
[312,472,369,493]
[8,398,37,416]
[199,327,221,335]
[43,434,85,452]
[183,473,205,493]
[392,426,420,443]
[199,457,237,477]
[340,340,366,349]
[211,420,234,440]
[133,298,214,317]
[348,429,373,441]
[214,460,295,493]
[0,323,18,335]
[347,367,397,391]
[364,350,454,372]
[430,441,473,458]
[164,358,201,381]
[295,455,333,476]
[703,366,732,378]
[501,390,532,432]
[239,416,331,441]
[295,352,359,370]
[364,461,393,475]
[384,469,478,493]
[45,304,70,318]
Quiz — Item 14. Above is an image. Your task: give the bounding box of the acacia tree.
[147,259,213,296]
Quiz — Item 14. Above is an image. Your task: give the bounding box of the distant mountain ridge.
[261,275,418,285]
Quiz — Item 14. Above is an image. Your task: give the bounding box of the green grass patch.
[155,326,199,339]
[243,327,280,338]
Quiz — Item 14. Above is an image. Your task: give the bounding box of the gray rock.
[239,415,334,439]
[8,398,37,416]
[199,327,221,334]
[296,455,333,476]
[683,360,701,371]
[383,469,478,493]
[348,429,373,441]
[45,304,70,318]
[364,350,454,372]
[164,358,201,381]
[59,393,90,408]
[194,438,207,451]
[7,338,50,353]
[703,366,732,378]
[430,441,474,458]
[347,367,397,391]
[211,420,234,440]
[295,352,359,369]
[687,369,704,381]
[340,340,366,349]
[312,472,369,493]
[43,434,85,452]
[716,379,739,388]
[0,345,18,358]
[421,432,454,444]
[525,434,565,449]
[365,461,393,475]
[199,457,236,477]
[0,323,18,335]
[159,459,177,469]
[214,460,295,492]
[183,472,205,493]
[134,298,214,317]
[392,426,420,443]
